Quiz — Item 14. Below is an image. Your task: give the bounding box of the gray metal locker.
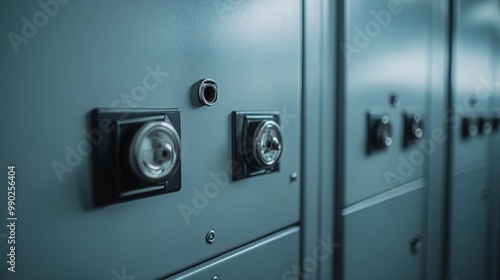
[341,180,425,280]
[337,0,433,278]
[0,0,302,279]
[340,0,431,206]
[447,0,498,279]
[448,168,490,279]
[165,227,299,280]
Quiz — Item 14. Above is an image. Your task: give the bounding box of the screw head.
[290,172,298,182]
[212,276,220,280]
[206,230,216,244]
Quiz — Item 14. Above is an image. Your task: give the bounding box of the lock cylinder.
[92,108,181,206]
[367,113,392,154]
[462,116,478,138]
[478,116,492,135]
[128,121,181,182]
[404,113,424,147]
[374,115,393,148]
[231,111,282,181]
[248,120,283,168]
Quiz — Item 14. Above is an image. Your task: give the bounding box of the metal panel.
[166,227,299,280]
[337,0,432,279]
[302,0,329,279]
[448,167,490,280]
[341,0,432,206]
[449,0,496,168]
[493,3,500,278]
[0,1,301,279]
[341,180,425,280]
[447,0,497,279]
[425,1,450,279]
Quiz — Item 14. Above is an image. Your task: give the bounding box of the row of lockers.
[1,0,499,279]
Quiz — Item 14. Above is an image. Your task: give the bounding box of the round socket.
[198,79,218,106]
[128,121,181,182]
[249,120,283,168]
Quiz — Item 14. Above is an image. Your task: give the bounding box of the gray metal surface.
[301,0,337,279]
[341,0,432,206]
[341,180,425,280]
[447,0,497,279]
[448,166,490,280]
[301,0,323,278]
[337,0,432,279]
[0,1,301,279]
[425,1,450,279]
[165,227,299,280]
[493,5,500,277]
[449,0,495,168]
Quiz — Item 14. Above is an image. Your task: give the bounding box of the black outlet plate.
[92,108,181,207]
[231,111,280,181]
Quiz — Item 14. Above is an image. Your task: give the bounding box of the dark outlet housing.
[92,109,181,206]
[232,111,282,181]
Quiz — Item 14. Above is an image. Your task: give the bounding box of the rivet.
[206,230,216,244]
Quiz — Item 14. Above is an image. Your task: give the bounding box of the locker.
[341,0,432,206]
[337,0,432,278]
[0,0,301,279]
[448,167,490,280]
[2,0,500,279]
[341,180,425,280]
[165,227,299,280]
[447,0,498,278]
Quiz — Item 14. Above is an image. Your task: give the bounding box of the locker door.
[165,227,299,280]
[447,0,497,279]
[342,180,425,280]
[0,1,301,279]
[448,167,490,279]
[338,0,432,278]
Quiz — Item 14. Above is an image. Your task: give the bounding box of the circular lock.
[468,124,478,136]
[249,120,283,168]
[409,234,422,253]
[462,117,478,138]
[374,115,392,148]
[128,121,181,182]
[493,111,500,131]
[411,114,423,139]
[479,117,492,135]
